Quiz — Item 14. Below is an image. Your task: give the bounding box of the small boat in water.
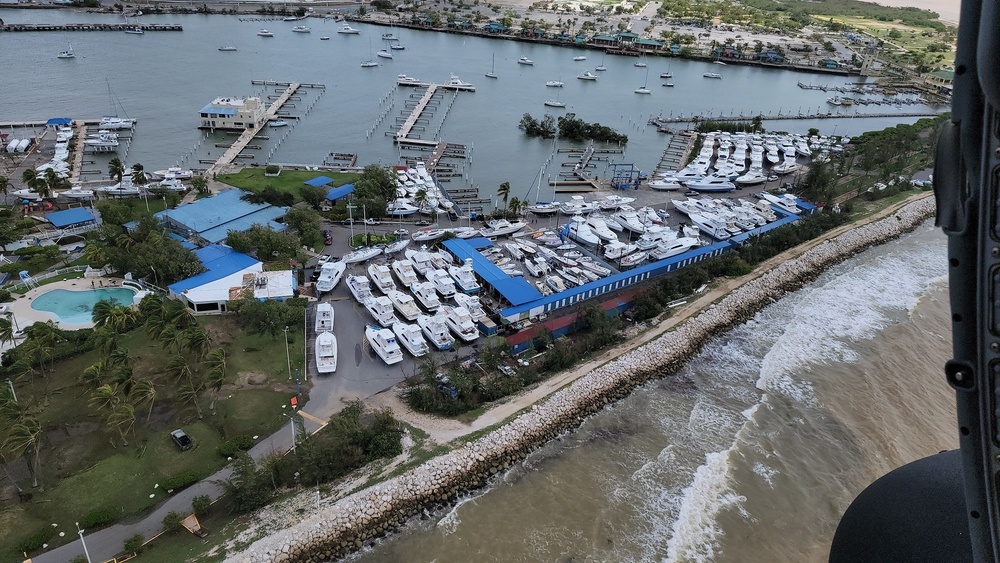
[377,50,394,59]
[577,71,598,81]
[320,36,330,40]
[703,72,722,79]
[518,56,534,65]
[366,325,403,365]
[58,45,75,59]
[268,120,289,127]
[218,46,237,52]
[257,29,273,37]
[125,27,144,35]
[338,24,360,34]
[292,25,311,33]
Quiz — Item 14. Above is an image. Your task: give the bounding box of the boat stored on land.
[366,325,403,365]
[364,295,398,327]
[392,322,429,357]
[391,259,419,287]
[315,303,334,333]
[417,314,454,350]
[315,331,338,373]
[316,261,346,295]
[441,305,479,342]
[410,281,442,311]
[347,274,374,304]
[386,289,421,321]
[367,263,396,294]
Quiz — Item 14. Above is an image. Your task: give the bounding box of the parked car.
[171,429,193,451]
[767,175,779,182]
[323,229,333,245]
[317,254,331,265]
[310,269,321,282]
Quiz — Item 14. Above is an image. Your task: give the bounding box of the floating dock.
[0,23,182,32]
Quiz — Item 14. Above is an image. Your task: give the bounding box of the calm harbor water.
[0,9,940,202]
[348,222,955,563]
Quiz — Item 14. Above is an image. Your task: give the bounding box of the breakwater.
[230,195,937,563]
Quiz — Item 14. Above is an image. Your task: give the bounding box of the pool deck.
[5,277,131,342]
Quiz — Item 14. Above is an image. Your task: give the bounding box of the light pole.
[282,413,297,454]
[75,522,93,563]
[282,326,291,380]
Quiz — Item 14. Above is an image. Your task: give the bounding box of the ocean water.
[347,222,956,562]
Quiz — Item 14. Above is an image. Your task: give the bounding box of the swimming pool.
[30,288,137,325]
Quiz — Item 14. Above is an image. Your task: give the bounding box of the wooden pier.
[650,110,942,128]
[205,82,302,178]
[1,23,182,32]
[395,85,439,142]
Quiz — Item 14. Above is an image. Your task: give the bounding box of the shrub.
[15,527,53,553]
[218,435,255,457]
[162,471,199,492]
[80,507,118,529]
[123,532,144,554]
[162,511,184,532]
[0,288,11,302]
[192,494,212,517]
[265,164,280,175]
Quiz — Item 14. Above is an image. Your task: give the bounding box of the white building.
[168,245,297,313]
[198,96,266,131]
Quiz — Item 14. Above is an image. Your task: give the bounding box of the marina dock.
[0,23,182,32]
[649,110,942,128]
[394,85,440,143]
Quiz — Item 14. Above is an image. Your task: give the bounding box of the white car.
[393,228,408,236]
[767,175,779,182]
[317,254,331,265]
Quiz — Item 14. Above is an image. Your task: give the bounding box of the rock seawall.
[232,197,937,563]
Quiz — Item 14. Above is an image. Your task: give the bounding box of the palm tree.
[79,361,109,389]
[176,377,205,419]
[128,378,157,426]
[130,163,147,186]
[2,416,43,489]
[414,188,428,214]
[0,175,9,198]
[165,354,192,384]
[91,299,116,328]
[107,402,136,445]
[41,168,63,198]
[21,168,46,195]
[205,348,226,409]
[0,317,14,349]
[191,176,209,195]
[183,325,211,358]
[83,241,109,267]
[108,157,125,185]
[107,305,139,334]
[144,314,169,342]
[89,383,121,412]
[497,181,511,211]
[508,196,523,218]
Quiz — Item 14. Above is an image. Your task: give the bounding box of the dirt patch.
[234,371,269,388]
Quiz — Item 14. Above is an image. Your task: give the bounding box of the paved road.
[32,221,476,563]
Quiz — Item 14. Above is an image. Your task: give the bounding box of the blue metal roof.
[168,232,198,249]
[47,208,96,228]
[326,183,355,201]
[46,117,72,126]
[442,239,542,306]
[462,237,495,250]
[154,189,287,243]
[304,176,334,187]
[168,244,259,293]
[199,105,237,116]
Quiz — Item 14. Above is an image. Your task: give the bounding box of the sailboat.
[525,165,558,215]
[361,38,379,68]
[544,87,566,107]
[595,52,607,71]
[635,65,651,94]
[486,53,498,79]
[57,44,75,59]
[634,53,647,68]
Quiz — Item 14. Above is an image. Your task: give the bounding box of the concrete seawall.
[232,197,938,563]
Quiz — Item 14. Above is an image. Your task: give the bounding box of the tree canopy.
[226,224,299,261]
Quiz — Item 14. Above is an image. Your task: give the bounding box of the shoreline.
[230,192,937,563]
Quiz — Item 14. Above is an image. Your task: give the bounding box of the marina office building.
[198,96,266,130]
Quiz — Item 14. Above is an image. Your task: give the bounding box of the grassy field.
[217,169,359,200]
[825,15,954,60]
[0,314,307,560]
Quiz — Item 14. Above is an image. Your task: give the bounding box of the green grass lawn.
[217,168,359,201]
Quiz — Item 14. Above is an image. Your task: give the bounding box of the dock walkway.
[205,83,300,179]
[394,85,439,143]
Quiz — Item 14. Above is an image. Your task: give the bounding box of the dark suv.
[323,229,333,245]
[171,429,193,451]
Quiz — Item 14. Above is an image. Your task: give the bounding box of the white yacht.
[573,55,587,61]
[346,274,374,304]
[292,25,311,33]
[620,251,648,268]
[689,212,732,239]
[428,269,457,298]
[411,228,445,242]
[410,281,442,311]
[12,189,42,200]
[546,80,565,87]
[391,259,420,287]
[577,71,598,81]
[417,314,455,350]
[315,331,338,374]
[97,180,140,197]
[597,194,636,211]
[405,248,436,278]
[98,117,134,130]
[772,158,801,175]
[364,295,397,327]
[566,217,600,247]
[504,243,525,261]
[578,259,611,277]
[61,187,95,200]
[386,289,421,321]
[648,179,683,191]
[447,260,480,293]
[366,325,403,365]
[342,246,382,264]
[612,207,646,234]
[545,275,567,293]
[686,178,737,193]
[735,168,767,186]
[760,192,801,215]
[338,24,360,34]
[454,293,487,322]
[377,49,393,59]
[635,226,677,251]
[518,56,534,65]
[603,240,639,261]
[316,261,346,295]
[157,178,188,192]
[703,72,722,79]
[382,238,410,255]
[314,303,334,333]
[257,29,274,37]
[387,199,420,216]
[526,201,559,216]
[480,219,527,238]
[648,237,701,261]
[441,305,479,342]
[58,46,75,59]
[392,322,430,357]
[84,131,120,151]
[524,257,551,277]
[367,263,396,294]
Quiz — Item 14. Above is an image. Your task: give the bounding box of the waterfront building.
[924,69,954,94]
[154,189,288,245]
[198,96,266,131]
[167,244,295,313]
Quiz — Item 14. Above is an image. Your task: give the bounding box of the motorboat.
[417,314,455,350]
[573,55,587,61]
[97,180,140,197]
[620,251,648,268]
[411,228,445,242]
[364,295,397,327]
[447,74,475,91]
[342,246,382,264]
[772,158,801,175]
[480,219,526,238]
[218,45,238,51]
[517,240,538,255]
[648,179,683,191]
[584,215,617,242]
[597,194,635,211]
[346,274,374,304]
[635,225,678,251]
[603,241,639,261]
[377,50,393,59]
[397,74,420,85]
[390,44,405,50]
[152,166,193,180]
[365,325,403,365]
[577,71,598,81]
[703,72,722,79]
[546,80,565,87]
[760,192,801,215]
[292,25,311,33]
[387,289,421,321]
[269,120,289,127]
[578,260,611,277]
[124,27,144,35]
[367,263,396,294]
[320,36,330,40]
[404,247,436,277]
[429,250,453,269]
[648,237,700,261]
[689,212,732,239]
[391,259,420,286]
[524,257,550,277]
[157,178,188,192]
[58,46,75,59]
[559,267,588,287]
[612,207,646,234]
[12,189,42,200]
[527,202,559,215]
[735,168,767,186]
[558,195,599,216]
[504,243,524,261]
[383,238,410,255]
[428,269,457,298]
[337,24,360,34]
[84,131,120,151]
[410,281,442,311]
[566,217,600,247]
[454,293,487,322]
[545,275,567,293]
[393,322,429,357]
[448,260,481,293]
[257,29,274,37]
[660,72,673,78]
[316,261,346,294]
[60,187,95,200]
[518,56,534,65]
[544,99,566,108]
[686,178,737,193]
[98,117,135,130]
[387,199,419,217]
[315,302,335,333]
[361,60,379,68]
[315,331,338,374]
[535,281,553,296]
[441,305,479,342]
[443,227,479,239]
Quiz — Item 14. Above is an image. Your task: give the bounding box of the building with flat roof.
[154,189,288,245]
[167,244,296,313]
[198,96,266,130]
